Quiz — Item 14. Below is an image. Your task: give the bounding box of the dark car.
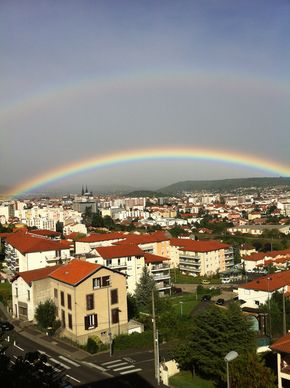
[216,298,225,306]
[0,321,14,332]
[201,295,211,302]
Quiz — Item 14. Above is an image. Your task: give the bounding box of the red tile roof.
[29,229,61,238]
[116,231,170,245]
[244,249,290,262]
[144,253,169,263]
[96,244,144,260]
[14,265,61,285]
[6,233,71,254]
[170,238,230,252]
[78,232,126,243]
[240,270,290,292]
[50,259,101,285]
[270,332,290,353]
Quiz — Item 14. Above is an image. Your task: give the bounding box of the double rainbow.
[5,147,290,197]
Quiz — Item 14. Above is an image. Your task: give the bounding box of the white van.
[221,278,231,284]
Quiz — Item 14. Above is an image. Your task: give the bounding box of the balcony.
[179,265,200,274]
[153,272,171,281]
[179,259,200,268]
[156,282,171,290]
[151,264,170,272]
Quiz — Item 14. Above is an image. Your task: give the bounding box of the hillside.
[158,177,290,194]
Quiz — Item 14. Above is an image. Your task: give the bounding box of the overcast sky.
[1,0,289,192]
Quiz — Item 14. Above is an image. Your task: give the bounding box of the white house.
[5,232,71,273]
[75,232,127,254]
[237,270,290,309]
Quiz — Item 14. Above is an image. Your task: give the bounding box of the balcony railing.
[179,266,200,273]
[153,273,171,280]
[151,264,170,271]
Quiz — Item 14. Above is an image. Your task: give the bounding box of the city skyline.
[1,1,289,193]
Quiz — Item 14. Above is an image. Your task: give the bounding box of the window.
[107,259,112,265]
[68,313,73,330]
[67,294,72,310]
[60,291,65,307]
[255,300,260,306]
[84,314,98,330]
[111,289,118,305]
[54,288,58,299]
[27,290,30,301]
[93,277,101,289]
[86,294,94,310]
[61,310,65,328]
[102,276,110,287]
[15,288,18,298]
[112,308,119,324]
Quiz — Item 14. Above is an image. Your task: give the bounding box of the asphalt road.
[2,330,166,387]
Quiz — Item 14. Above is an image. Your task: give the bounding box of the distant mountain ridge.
[158,177,290,194]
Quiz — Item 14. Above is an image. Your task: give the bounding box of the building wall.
[237,287,283,309]
[51,267,128,345]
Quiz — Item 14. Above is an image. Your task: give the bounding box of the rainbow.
[5,147,290,197]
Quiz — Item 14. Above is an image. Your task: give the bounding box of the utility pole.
[152,289,160,385]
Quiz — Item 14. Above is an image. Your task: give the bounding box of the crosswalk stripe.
[120,368,142,375]
[49,357,70,370]
[59,355,80,367]
[113,365,137,372]
[102,359,122,365]
[107,362,128,368]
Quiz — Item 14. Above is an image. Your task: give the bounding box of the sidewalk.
[0,302,92,361]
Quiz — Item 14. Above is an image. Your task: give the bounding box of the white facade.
[237,286,283,309]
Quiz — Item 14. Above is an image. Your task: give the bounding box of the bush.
[114,331,153,351]
[86,336,107,354]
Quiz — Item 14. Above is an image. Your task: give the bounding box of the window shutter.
[84,316,89,330]
[94,314,98,328]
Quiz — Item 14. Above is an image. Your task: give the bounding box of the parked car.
[201,279,211,285]
[221,278,230,284]
[0,321,14,332]
[201,295,211,302]
[216,298,225,306]
[172,286,182,294]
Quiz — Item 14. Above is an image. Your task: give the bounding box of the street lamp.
[224,351,238,388]
[179,301,183,317]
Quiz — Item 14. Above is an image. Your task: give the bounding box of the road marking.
[120,368,142,375]
[12,355,18,359]
[59,355,80,367]
[13,342,24,351]
[107,362,128,368]
[102,359,122,365]
[123,357,135,363]
[38,349,52,358]
[66,374,81,383]
[113,365,137,372]
[44,362,61,372]
[82,362,113,377]
[49,357,70,369]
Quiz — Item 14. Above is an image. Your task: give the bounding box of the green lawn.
[170,293,199,317]
[171,270,220,285]
[169,371,215,388]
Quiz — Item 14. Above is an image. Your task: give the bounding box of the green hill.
[158,177,290,194]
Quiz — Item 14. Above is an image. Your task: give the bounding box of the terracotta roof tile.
[96,245,144,260]
[144,253,169,263]
[50,259,101,286]
[170,238,230,252]
[241,270,290,292]
[270,332,290,353]
[78,232,126,243]
[14,265,61,285]
[6,233,71,254]
[29,229,61,237]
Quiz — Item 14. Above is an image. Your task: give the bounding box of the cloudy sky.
[1,0,289,193]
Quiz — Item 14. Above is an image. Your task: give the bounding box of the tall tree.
[135,266,157,312]
[35,299,57,330]
[173,304,256,383]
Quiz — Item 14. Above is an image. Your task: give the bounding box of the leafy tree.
[103,215,115,229]
[35,299,57,330]
[91,212,104,227]
[127,293,138,319]
[55,221,64,236]
[135,266,157,312]
[173,304,256,383]
[230,352,276,388]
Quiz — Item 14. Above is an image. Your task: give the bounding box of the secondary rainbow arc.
[5,147,290,198]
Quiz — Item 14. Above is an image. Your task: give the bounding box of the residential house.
[5,232,71,273]
[50,260,128,345]
[242,249,290,272]
[270,332,290,388]
[11,265,60,320]
[237,270,290,309]
[75,232,127,254]
[171,239,234,277]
